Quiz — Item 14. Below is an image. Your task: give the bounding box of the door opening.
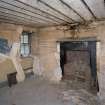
[60,40,99,93]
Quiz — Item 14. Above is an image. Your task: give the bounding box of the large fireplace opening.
[60,38,99,94]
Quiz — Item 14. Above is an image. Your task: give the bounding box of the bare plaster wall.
[32,21,105,99]
[1,21,105,99]
[0,25,20,82]
[0,23,36,82]
[36,24,97,78]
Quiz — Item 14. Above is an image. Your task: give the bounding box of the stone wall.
[32,21,105,99]
[1,21,105,100]
[0,23,36,82]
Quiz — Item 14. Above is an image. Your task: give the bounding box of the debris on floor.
[60,89,99,105]
[0,76,101,105]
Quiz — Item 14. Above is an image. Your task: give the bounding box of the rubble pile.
[61,89,99,105]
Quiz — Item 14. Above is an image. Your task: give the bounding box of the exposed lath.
[80,0,97,19]
[59,0,86,22]
[0,0,105,27]
[38,0,76,23]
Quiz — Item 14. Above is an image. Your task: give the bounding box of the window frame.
[20,31,32,57]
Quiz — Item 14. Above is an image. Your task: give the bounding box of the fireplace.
[59,37,99,92]
[63,50,90,81]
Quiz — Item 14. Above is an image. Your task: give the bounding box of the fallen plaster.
[0,75,100,105]
[61,89,99,105]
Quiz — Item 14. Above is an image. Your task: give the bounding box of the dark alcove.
[59,37,99,92]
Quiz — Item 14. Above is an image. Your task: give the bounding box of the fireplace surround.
[59,37,99,91]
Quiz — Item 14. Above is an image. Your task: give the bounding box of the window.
[20,32,31,57]
[0,38,10,54]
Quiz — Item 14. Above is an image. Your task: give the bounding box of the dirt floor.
[0,75,100,105]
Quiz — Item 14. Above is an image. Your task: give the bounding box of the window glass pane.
[21,35,24,43]
[20,45,24,55]
[24,45,29,56]
[23,35,28,43]
[25,45,29,54]
[20,32,31,57]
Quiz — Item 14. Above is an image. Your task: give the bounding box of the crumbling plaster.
[0,23,36,82]
[31,21,105,100]
[1,21,105,100]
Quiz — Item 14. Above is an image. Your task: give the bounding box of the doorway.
[60,39,99,93]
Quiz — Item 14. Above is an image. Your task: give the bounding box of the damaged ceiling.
[0,0,105,27]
